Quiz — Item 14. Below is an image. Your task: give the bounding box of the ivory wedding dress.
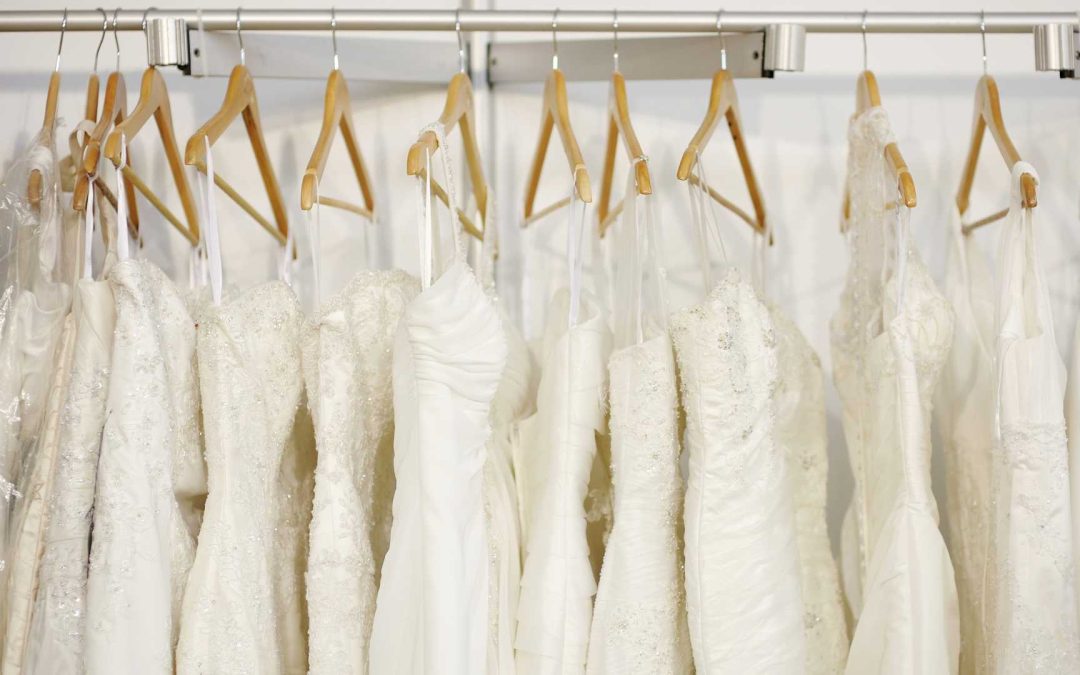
[771,306,850,673]
[985,164,1080,672]
[832,106,958,673]
[936,200,997,674]
[672,155,805,673]
[476,215,537,675]
[586,181,691,675]
[368,134,506,674]
[84,256,205,675]
[515,185,612,674]
[302,268,419,675]
[23,199,118,673]
[176,280,314,675]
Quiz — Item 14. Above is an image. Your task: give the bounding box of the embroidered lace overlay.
[671,269,806,673]
[770,306,849,673]
[586,333,692,674]
[987,162,1080,673]
[936,207,996,675]
[301,269,419,675]
[85,259,205,674]
[24,278,115,672]
[832,105,959,674]
[515,289,612,674]
[176,281,315,675]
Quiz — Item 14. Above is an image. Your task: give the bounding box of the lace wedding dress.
[985,164,1079,672]
[585,180,691,675]
[936,199,998,674]
[84,257,206,675]
[368,134,506,674]
[832,106,958,673]
[302,267,418,675]
[23,199,118,673]
[771,306,850,673]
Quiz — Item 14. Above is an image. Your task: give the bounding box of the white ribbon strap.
[566,168,588,329]
[197,136,223,305]
[115,135,130,261]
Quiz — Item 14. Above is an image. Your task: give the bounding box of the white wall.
[2,0,1079,548]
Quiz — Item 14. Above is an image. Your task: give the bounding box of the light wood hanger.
[597,12,652,237]
[103,65,200,246]
[957,16,1037,235]
[74,12,139,239]
[186,12,289,247]
[522,10,592,225]
[840,70,918,226]
[956,75,1038,234]
[405,15,488,242]
[28,10,67,208]
[300,12,375,222]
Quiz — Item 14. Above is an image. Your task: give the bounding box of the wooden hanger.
[840,70,917,226]
[28,10,68,208]
[522,69,593,225]
[405,71,487,241]
[186,51,289,248]
[301,15,375,222]
[103,66,200,246]
[956,75,1038,235]
[73,12,140,240]
[522,11,592,225]
[597,15,652,238]
[676,68,768,240]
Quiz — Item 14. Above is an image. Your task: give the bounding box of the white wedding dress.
[936,200,998,674]
[671,154,806,673]
[176,280,314,675]
[985,164,1080,672]
[586,182,691,675]
[368,135,506,674]
[832,106,958,674]
[23,198,119,673]
[771,306,850,673]
[302,268,419,675]
[84,256,206,675]
[514,183,612,673]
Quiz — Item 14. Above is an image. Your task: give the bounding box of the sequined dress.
[84,259,205,675]
[671,268,806,673]
[176,281,315,675]
[302,269,418,675]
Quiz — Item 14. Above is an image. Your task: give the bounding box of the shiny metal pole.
[0,10,1074,34]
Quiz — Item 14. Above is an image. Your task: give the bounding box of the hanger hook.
[455,9,466,74]
[980,10,988,74]
[236,7,245,67]
[716,9,727,71]
[330,7,339,71]
[551,8,559,70]
[112,8,121,72]
[612,9,619,73]
[54,8,68,73]
[141,7,155,33]
[92,8,108,73]
[861,10,869,71]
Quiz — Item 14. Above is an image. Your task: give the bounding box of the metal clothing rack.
[1,10,1077,80]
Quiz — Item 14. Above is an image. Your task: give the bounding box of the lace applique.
[302,269,419,675]
[671,270,806,672]
[587,336,692,674]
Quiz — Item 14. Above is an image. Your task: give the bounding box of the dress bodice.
[369,258,506,675]
[671,269,806,673]
[303,268,419,675]
[177,280,314,675]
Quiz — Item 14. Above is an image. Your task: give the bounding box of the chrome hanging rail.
[0,10,1076,34]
